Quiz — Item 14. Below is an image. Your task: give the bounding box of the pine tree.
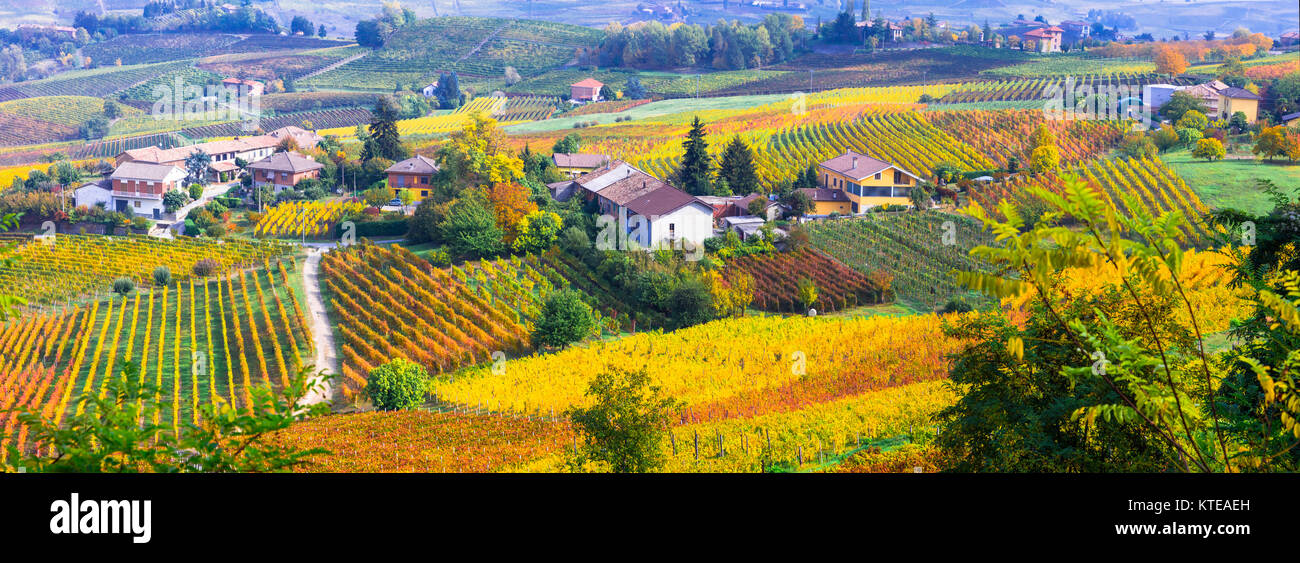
[364,95,408,162]
[676,116,713,196]
[719,135,760,195]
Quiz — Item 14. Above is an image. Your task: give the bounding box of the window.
[420,176,429,185]
[874,172,881,180]
[133,201,141,208]
[421,190,428,197]
[894,170,904,184]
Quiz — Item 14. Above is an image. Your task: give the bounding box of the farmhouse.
[699,193,779,222]
[1023,26,1064,53]
[1178,80,1263,123]
[384,155,440,199]
[248,152,324,193]
[114,132,285,180]
[267,126,324,151]
[570,78,604,102]
[422,81,439,98]
[551,153,610,178]
[106,162,187,219]
[857,20,904,41]
[550,161,713,248]
[815,150,921,212]
[1282,112,1300,127]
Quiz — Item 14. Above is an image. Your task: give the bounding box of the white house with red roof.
[548,161,713,249]
[570,78,604,102]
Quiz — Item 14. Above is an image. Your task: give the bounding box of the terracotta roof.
[551,153,609,168]
[819,150,919,182]
[111,162,184,182]
[1024,28,1062,39]
[248,152,323,174]
[797,187,849,202]
[267,126,323,149]
[120,135,278,164]
[572,78,604,88]
[384,155,440,175]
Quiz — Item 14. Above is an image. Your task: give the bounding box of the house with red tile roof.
[570,78,604,102]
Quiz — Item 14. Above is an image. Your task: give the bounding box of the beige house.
[815,150,922,213]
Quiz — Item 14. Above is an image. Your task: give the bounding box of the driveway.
[168,182,237,236]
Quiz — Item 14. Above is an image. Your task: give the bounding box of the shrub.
[192,258,220,277]
[152,266,171,287]
[188,183,204,200]
[532,289,596,348]
[364,358,427,411]
[112,277,135,296]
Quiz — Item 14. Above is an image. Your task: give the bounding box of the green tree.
[112,277,134,296]
[4,363,331,473]
[183,149,211,186]
[675,116,713,195]
[440,195,504,258]
[533,288,596,348]
[162,189,188,213]
[796,276,817,310]
[365,358,427,411]
[363,95,408,162]
[951,174,1256,472]
[512,210,563,254]
[1175,109,1208,131]
[188,182,203,200]
[1159,90,1207,122]
[152,266,171,287]
[552,132,582,154]
[1192,137,1226,161]
[566,367,679,473]
[718,135,760,195]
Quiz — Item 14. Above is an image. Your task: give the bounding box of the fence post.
[693,431,699,461]
[670,432,677,457]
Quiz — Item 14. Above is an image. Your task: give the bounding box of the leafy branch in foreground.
[949,173,1300,472]
[3,362,334,473]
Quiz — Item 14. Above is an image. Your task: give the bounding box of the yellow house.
[552,153,610,178]
[797,187,853,215]
[1218,86,1262,123]
[816,151,923,212]
[1181,81,1263,123]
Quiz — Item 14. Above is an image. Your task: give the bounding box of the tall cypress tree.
[719,135,759,195]
[676,116,713,196]
[365,95,408,162]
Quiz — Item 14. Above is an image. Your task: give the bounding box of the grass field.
[1161,149,1300,216]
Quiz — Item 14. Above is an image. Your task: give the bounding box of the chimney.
[852,156,858,169]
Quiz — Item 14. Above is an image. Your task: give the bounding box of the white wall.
[74,186,111,209]
[648,203,714,249]
[115,195,165,219]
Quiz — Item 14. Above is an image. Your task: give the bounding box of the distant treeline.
[596,15,808,71]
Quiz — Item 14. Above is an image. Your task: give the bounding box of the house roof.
[797,187,849,202]
[577,162,704,216]
[111,162,184,182]
[1281,111,1300,122]
[818,150,920,182]
[384,155,440,175]
[572,78,604,88]
[1024,27,1063,39]
[120,135,279,164]
[551,153,609,168]
[248,152,323,174]
[568,161,644,193]
[267,126,323,149]
[1219,86,1262,101]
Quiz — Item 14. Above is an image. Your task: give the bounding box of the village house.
[1059,20,1091,38]
[812,150,921,213]
[267,126,324,151]
[98,162,187,219]
[114,132,287,181]
[248,152,324,193]
[421,81,439,98]
[1023,26,1064,52]
[699,193,780,223]
[551,153,610,178]
[1282,112,1300,127]
[857,20,904,41]
[1179,80,1263,123]
[570,78,604,102]
[796,187,853,216]
[547,161,713,249]
[384,155,440,200]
